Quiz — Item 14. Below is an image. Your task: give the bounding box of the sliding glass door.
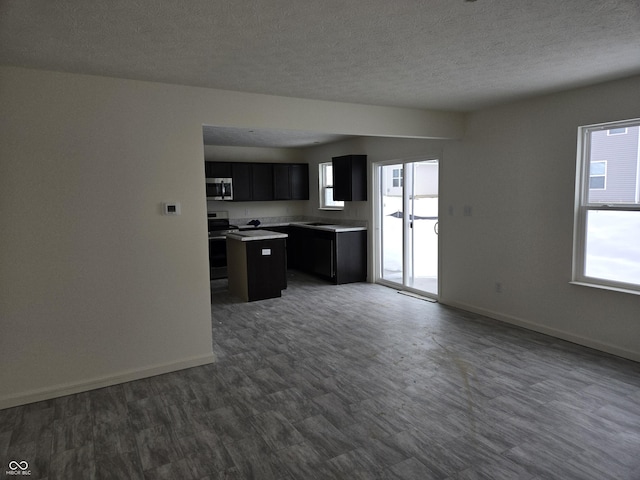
[378,160,439,297]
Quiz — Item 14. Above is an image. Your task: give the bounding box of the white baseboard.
[439,299,640,363]
[0,353,215,410]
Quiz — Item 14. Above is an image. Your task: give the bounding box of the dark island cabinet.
[332,154,367,201]
[253,226,294,266]
[289,226,366,284]
[227,236,287,302]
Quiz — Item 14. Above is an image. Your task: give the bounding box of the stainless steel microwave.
[206,178,233,200]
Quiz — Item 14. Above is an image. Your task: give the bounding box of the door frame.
[372,155,441,300]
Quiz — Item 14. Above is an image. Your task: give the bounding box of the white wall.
[4,64,635,410]
[439,75,640,361]
[0,66,464,408]
[0,69,216,408]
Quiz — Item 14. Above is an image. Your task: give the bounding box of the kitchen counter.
[291,223,366,233]
[238,222,366,233]
[226,230,288,241]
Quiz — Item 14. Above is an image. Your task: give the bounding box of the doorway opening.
[376,159,439,298]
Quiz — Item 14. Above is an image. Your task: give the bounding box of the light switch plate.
[163,202,181,215]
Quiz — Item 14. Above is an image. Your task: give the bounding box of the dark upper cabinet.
[273,164,291,200]
[274,163,309,200]
[231,163,252,201]
[206,161,307,202]
[251,163,274,201]
[205,161,231,178]
[332,154,367,201]
[228,162,273,202]
[290,164,309,200]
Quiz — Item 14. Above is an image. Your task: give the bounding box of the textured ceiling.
[203,126,356,148]
[1,0,639,113]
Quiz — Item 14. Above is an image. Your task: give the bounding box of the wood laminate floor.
[2,271,640,479]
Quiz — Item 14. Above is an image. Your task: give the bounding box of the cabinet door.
[205,161,232,178]
[232,163,252,201]
[288,226,313,271]
[332,156,351,201]
[335,230,367,284]
[332,155,367,201]
[246,239,287,300]
[313,236,334,279]
[290,164,309,200]
[252,163,274,201]
[273,164,291,200]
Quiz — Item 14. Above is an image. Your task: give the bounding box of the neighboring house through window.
[573,119,640,292]
[607,127,628,136]
[392,168,403,187]
[589,161,607,189]
[319,162,344,209]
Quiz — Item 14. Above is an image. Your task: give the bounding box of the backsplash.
[230,215,368,228]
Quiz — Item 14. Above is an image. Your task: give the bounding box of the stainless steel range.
[207,211,239,279]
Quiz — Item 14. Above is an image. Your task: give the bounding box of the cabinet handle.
[331,240,335,278]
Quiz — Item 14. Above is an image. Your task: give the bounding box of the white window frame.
[319,162,344,210]
[572,118,640,294]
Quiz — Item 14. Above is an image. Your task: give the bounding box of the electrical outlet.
[495,282,502,293]
[463,205,472,217]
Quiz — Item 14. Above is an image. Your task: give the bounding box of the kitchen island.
[236,221,367,284]
[226,230,288,302]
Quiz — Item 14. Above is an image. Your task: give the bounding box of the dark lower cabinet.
[313,236,334,278]
[208,238,228,279]
[333,230,367,284]
[289,226,366,284]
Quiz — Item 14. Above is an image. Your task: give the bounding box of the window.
[392,168,403,187]
[319,162,344,209]
[589,161,606,189]
[573,119,640,293]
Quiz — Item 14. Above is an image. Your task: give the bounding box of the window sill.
[569,281,640,296]
[319,207,344,211]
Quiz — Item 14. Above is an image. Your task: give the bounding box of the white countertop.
[290,223,367,233]
[238,222,366,233]
[225,229,288,242]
